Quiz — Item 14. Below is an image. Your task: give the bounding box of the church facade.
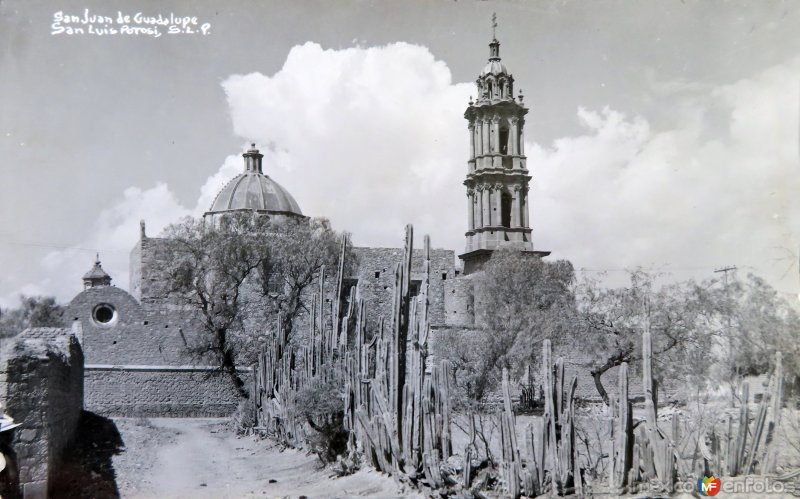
[63,35,549,416]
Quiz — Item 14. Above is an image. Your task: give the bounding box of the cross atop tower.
[492,12,497,39]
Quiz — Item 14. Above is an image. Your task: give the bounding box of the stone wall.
[0,327,84,498]
[65,281,239,418]
[129,236,174,305]
[69,236,460,420]
[64,285,204,366]
[84,366,247,417]
[443,275,475,327]
[352,247,455,333]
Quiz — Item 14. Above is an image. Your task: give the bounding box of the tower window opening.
[499,127,509,155]
[487,81,493,98]
[501,192,512,228]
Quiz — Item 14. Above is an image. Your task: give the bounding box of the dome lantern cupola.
[83,254,112,289]
[243,143,263,173]
[204,144,305,222]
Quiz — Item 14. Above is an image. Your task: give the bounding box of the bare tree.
[160,213,349,399]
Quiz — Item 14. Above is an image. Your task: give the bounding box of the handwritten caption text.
[52,9,211,38]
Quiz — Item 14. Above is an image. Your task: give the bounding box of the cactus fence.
[253,225,452,485]
[251,224,789,497]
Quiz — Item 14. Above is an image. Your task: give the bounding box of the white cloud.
[193,154,242,218]
[534,57,800,292]
[222,42,472,249]
[1,153,246,307]
[1,183,191,307]
[5,44,798,308]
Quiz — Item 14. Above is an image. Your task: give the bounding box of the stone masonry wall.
[64,285,203,366]
[352,247,455,334]
[129,236,174,305]
[0,328,84,498]
[443,275,475,327]
[84,367,247,417]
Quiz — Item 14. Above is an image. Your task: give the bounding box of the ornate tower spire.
[459,21,549,274]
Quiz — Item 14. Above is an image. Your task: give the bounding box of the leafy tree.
[160,213,349,399]
[0,295,64,337]
[251,217,349,349]
[705,273,800,383]
[437,250,577,403]
[577,271,732,405]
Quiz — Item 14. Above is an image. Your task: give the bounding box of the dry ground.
[104,408,800,498]
[112,418,421,499]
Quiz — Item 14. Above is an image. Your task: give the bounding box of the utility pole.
[715,265,738,404]
[714,265,737,286]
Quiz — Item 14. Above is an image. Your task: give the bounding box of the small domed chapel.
[64,35,549,416]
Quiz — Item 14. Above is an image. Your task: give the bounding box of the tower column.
[494,183,503,226]
[472,190,483,229]
[467,189,475,230]
[522,186,530,227]
[481,119,490,157]
[475,185,481,227]
[512,185,521,227]
[510,117,519,156]
[491,117,500,154]
[482,183,490,226]
[518,120,525,155]
[468,123,476,159]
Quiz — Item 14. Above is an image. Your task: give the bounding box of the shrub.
[294,370,349,463]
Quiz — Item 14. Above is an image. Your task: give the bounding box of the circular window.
[92,304,117,326]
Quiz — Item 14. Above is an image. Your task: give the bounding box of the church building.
[63,33,549,416]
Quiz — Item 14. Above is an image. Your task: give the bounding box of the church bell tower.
[459,19,549,274]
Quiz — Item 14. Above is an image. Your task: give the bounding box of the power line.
[577,265,745,273]
[714,265,738,286]
[0,239,127,253]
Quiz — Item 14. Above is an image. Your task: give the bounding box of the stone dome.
[481,59,508,76]
[205,145,303,217]
[208,172,302,215]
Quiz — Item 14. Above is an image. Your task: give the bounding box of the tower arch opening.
[501,191,512,228]
[499,120,510,155]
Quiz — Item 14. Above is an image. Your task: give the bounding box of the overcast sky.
[1,0,799,307]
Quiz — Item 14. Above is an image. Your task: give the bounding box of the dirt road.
[112,418,419,499]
